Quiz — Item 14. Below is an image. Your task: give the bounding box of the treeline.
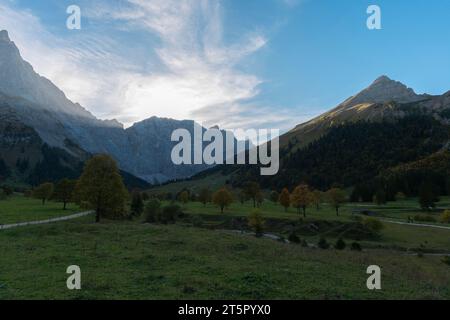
[0,143,149,190]
[349,151,450,208]
[229,115,450,193]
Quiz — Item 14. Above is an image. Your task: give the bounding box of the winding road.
[0,211,94,230]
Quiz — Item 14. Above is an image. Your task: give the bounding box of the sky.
[1,0,450,132]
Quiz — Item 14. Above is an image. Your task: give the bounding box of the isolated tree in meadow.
[74,154,128,223]
[291,184,313,217]
[213,188,233,214]
[326,187,347,216]
[244,181,261,208]
[278,188,290,212]
[198,188,211,206]
[53,178,76,210]
[33,182,54,205]
[179,190,189,204]
[130,191,144,217]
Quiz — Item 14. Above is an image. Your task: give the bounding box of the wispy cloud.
[0,0,299,132]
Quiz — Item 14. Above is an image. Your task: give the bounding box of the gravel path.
[0,211,94,230]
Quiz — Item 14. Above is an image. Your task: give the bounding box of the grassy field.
[0,195,449,299]
[0,216,449,299]
[0,195,81,225]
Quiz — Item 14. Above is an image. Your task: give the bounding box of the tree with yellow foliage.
[291,184,313,217]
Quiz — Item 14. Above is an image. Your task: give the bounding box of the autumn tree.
[198,188,211,206]
[178,190,189,204]
[291,184,313,217]
[213,188,233,213]
[53,179,76,210]
[33,182,54,205]
[74,154,128,223]
[326,187,347,216]
[244,181,261,208]
[278,188,290,212]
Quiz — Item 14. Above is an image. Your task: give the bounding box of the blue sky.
[1,0,449,131]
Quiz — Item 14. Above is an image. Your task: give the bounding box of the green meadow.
[0,194,449,299]
[0,195,80,225]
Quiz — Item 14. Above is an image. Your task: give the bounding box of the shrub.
[441,210,450,224]
[363,217,384,233]
[248,209,265,236]
[318,237,329,249]
[301,239,309,247]
[334,238,346,250]
[144,199,161,223]
[350,242,362,251]
[159,204,182,224]
[288,232,301,244]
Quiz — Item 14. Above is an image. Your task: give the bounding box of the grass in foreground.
[0,195,80,225]
[0,216,449,300]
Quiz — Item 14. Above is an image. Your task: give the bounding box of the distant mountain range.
[2,28,450,194]
[0,30,243,185]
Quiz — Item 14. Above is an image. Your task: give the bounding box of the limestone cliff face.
[0,30,214,182]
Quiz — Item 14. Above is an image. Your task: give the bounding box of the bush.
[159,204,182,224]
[318,237,329,249]
[350,242,362,251]
[190,215,204,228]
[441,210,450,224]
[363,218,384,233]
[248,209,265,236]
[301,239,309,247]
[144,199,161,223]
[414,214,437,223]
[288,232,300,244]
[334,238,346,250]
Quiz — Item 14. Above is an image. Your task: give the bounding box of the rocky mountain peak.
[344,75,423,107]
[0,30,10,41]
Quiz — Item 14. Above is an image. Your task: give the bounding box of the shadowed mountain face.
[0,30,236,183]
[200,74,450,193]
